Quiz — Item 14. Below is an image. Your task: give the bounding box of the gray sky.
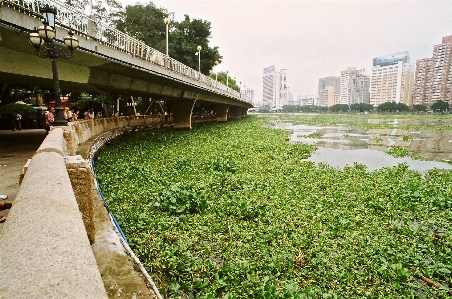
[118,0,452,101]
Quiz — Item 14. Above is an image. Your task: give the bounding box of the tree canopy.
[377,102,409,112]
[115,2,222,75]
[431,100,449,112]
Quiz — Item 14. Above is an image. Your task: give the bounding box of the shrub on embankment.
[95,116,452,298]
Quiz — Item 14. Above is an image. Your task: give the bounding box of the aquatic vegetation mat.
[96,116,452,298]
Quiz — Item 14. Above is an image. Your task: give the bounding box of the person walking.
[12,112,22,131]
[45,107,55,133]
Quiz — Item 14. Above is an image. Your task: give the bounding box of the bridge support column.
[229,106,248,119]
[169,99,196,129]
[214,105,229,122]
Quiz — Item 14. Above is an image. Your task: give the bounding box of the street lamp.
[196,45,202,72]
[214,60,219,81]
[163,17,170,55]
[28,5,79,126]
[226,70,229,87]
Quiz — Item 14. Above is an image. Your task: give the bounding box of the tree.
[209,72,239,91]
[330,104,349,112]
[92,0,124,26]
[116,2,222,75]
[431,100,449,112]
[350,103,374,112]
[170,15,222,74]
[115,2,171,54]
[377,101,408,112]
[413,104,428,112]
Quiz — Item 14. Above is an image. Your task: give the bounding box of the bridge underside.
[0,11,252,129]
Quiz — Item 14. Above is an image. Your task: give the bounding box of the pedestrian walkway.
[0,129,47,233]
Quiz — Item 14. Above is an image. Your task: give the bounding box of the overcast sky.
[117,0,452,101]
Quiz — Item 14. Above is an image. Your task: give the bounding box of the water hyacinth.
[95,115,452,298]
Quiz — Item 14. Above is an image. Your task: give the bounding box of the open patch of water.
[273,121,452,172]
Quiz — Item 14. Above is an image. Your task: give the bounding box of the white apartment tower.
[263,65,277,108]
[414,35,452,106]
[262,65,292,109]
[370,51,415,107]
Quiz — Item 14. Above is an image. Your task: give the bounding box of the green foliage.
[0,102,36,117]
[431,100,449,112]
[350,103,374,112]
[116,2,222,75]
[209,72,239,91]
[377,102,409,112]
[155,185,208,215]
[96,116,452,298]
[402,135,413,142]
[386,146,425,160]
[171,15,223,74]
[115,2,169,53]
[329,104,349,112]
[74,98,103,115]
[305,132,323,139]
[413,104,428,112]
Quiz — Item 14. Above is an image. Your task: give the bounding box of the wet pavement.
[0,129,47,231]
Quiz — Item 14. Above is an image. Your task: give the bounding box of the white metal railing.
[3,0,253,104]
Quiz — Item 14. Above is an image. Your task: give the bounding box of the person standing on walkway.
[12,112,22,131]
[45,107,55,133]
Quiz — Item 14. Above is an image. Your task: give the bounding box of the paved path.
[0,128,158,298]
[0,129,47,232]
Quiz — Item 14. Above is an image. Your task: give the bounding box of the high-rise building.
[318,76,340,96]
[370,51,414,107]
[414,36,452,106]
[263,65,277,108]
[318,76,340,107]
[262,65,292,109]
[341,67,365,105]
[241,88,255,105]
[349,73,370,105]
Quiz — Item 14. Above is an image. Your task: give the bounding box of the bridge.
[0,0,253,129]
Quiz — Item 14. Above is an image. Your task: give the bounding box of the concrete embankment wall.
[0,115,163,299]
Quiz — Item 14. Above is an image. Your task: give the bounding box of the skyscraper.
[263,65,277,108]
[341,67,366,105]
[414,35,452,106]
[262,66,292,109]
[370,52,414,107]
[349,73,370,105]
[318,76,340,107]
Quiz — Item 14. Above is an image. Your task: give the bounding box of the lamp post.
[214,60,219,81]
[196,45,202,73]
[28,5,79,126]
[163,17,170,56]
[226,70,229,87]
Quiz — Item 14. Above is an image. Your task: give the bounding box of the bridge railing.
[3,0,253,104]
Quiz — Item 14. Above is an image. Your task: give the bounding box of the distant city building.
[318,76,340,95]
[341,67,366,105]
[241,88,255,105]
[414,35,452,106]
[370,51,414,107]
[262,65,292,109]
[349,73,370,105]
[288,95,315,106]
[318,76,340,107]
[319,86,340,107]
[263,65,277,108]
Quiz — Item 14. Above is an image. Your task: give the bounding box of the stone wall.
[0,115,163,298]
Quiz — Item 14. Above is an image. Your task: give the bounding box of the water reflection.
[274,120,452,172]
